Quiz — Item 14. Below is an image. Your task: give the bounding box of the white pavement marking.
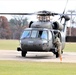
[0,50,76,63]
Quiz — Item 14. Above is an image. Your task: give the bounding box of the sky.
[0,0,76,27]
[0,0,76,13]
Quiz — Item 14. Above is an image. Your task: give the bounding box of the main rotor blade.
[0,12,58,16]
[58,13,76,16]
[0,13,34,15]
[0,12,76,16]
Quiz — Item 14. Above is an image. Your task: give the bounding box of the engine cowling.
[53,21,63,31]
[30,21,53,29]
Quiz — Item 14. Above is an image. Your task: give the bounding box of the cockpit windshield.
[20,30,31,39]
[20,30,48,40]
[31,30,38,38]
[38,30,48,39]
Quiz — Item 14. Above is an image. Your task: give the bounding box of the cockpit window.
[38,30,48,40]
[31,30,37,38]
[20,30,31,39]
[21,30,48,40]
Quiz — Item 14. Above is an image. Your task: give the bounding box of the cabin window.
[31,30,37,38]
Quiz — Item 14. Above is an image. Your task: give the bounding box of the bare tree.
[0,16,11,39]
[9,15,28,39]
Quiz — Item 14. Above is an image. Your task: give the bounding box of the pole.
[68,10,75,36]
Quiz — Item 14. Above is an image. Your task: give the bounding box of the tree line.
[0,16,28,39]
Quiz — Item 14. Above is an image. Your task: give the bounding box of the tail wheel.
[21,51,27,57]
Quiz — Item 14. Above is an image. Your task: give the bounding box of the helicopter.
[15,10,70,58]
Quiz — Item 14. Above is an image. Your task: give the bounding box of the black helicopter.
[15,10,70,57]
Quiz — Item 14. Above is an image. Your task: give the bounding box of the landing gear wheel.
[56,52,59,58]
[21,51,27,57]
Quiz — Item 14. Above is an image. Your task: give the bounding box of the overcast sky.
[0,0,76,16]
[0,0,76,27]
[0,0,76,13]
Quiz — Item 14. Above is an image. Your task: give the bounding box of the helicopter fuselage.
[20,28,53,52]
[17,26,65,52]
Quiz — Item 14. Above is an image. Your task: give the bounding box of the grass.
[0,61,76,75]
[0,40,76,52]
[64,43,76,52]
[0,40,19,50]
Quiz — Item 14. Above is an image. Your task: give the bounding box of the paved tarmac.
[0,50,76,63]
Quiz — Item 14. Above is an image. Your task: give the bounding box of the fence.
[66,36,76,42]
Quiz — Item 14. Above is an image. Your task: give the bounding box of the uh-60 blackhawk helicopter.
[0,10,70,58]
[15,10,70,58]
